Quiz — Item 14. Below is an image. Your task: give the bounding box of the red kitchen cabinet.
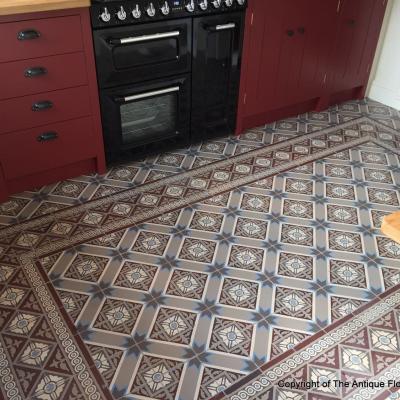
[243,1,282,117]
[0,8,106,202]
[299,0,339,101]
[271,1,309,110]
[329,0,387,102]
[237,0,387,133]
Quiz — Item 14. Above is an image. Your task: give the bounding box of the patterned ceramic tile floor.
[1,98,400,400]
[223,285,400,400]
[1,98,399,228]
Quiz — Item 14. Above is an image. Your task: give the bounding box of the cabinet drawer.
[0,86,92,134]
[0,117,96,180]
[0,15,83,63]
[0,53,88,100]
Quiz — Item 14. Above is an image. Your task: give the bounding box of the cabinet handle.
[17,29,41,40]
[37,131,58,142]
[31,100,53,112]
[297,27,305,34]
[348,19,356,26]
[287,29,295,37]
[24,67,47,78]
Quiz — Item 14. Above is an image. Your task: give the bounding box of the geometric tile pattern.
[198,367,245,400]
[113,261,158,291]
[1,99,400,400]
[92,298,142,334]
[150,307,197,344]
[269,327,311,358]
[228,245,265,271]
[225,289,400,400]
[166,269,208,300]
[277,252,314,280]
[209,317,254,357]
[64,253,109,282]
[132,231,170,256]
[218,278,259,310]
[87,344,124,386]
[130,355,184,399]
[274,287,313,320]
[329,260,367,288]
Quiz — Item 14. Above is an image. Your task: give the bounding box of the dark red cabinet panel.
[0,52,88,100]
[329,0,375,95]
[243,0,337,116]
[0,8,106,202]
[243,1,280,116]
[299,0,338,101]
[331,0,387,98]
[237,0,387,133]
[0,15,83,63]
[0,117,96,180]
[273,1,308,109]
[0,85,92,135]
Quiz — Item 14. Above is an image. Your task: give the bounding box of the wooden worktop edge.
[381,211,400,245]
[0,0,90,17]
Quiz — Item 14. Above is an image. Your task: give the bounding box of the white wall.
[368,0,400,110]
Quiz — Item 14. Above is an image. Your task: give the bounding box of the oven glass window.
[120,93,177,146]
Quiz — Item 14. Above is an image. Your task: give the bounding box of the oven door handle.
[206,23,236,32]
[117,86,180,103]
[109,30,181,45]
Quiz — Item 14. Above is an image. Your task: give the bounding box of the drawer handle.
[17,29,41,41]
[32,100,53,112]
[24,67,47,78]
[37,131,58,142]
[287,29,295,37]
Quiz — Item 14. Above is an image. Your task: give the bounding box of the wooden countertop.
[0,0,90,16]
[381,211,400,245]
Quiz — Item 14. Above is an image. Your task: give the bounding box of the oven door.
[93,18,192,89]
[100,74,191,157]
[191,12,244,141]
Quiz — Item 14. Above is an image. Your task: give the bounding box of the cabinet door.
[243,1,281,116]
[273,0,309,109]
[244,0,337,116]
[358,0,388,89]
[244,1,304,114]
[298,0,338,101]
[191,12,244,141]
[329,0,385,94]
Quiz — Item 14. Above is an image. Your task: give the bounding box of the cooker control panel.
[91,0,246,28]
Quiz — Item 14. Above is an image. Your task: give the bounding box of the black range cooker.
[90,0,247,162]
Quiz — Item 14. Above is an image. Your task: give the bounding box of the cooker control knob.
[237,0,245,4]
[132,4,142,18]
[186,0,195,12]
[161,1,170,15]
[198,0,208,10]
[99,7,111,22]
[116,6,127,20]
[147,2,156,16]
[225,0,233,6]
[212,0,221,8]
